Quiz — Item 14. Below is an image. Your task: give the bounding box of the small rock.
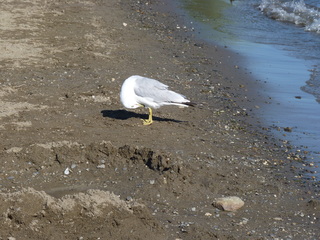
[64,168,71,175]
[97,164,105,169]
[149,179,155,185]
[212,196,244,211]
[163,177,167,184]
[284,127,292,132]
[239,217,249,225]
[307,199,320,210]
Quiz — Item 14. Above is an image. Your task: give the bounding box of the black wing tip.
[184,102,196,107]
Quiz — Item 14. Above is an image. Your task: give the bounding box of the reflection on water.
[183,0,230,22]
[182,0,235,39]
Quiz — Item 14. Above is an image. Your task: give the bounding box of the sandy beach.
[0,0,319,239]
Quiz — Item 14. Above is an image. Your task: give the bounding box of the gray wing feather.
[134,77,186,103]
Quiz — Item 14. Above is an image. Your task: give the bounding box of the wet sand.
[0,0,319,239]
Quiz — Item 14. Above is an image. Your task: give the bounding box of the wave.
[259,0,320,33]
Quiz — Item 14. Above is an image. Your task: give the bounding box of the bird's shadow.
[101,109,184,123]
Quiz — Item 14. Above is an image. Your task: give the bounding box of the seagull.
[120,75,194,125]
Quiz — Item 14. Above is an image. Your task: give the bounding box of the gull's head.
[120,76,141,109]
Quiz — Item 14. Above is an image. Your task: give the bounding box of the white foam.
[259,0,320,33]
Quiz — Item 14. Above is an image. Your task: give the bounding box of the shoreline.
[176,0,320,176]
[0,0,319,239]
[166,0,320,183]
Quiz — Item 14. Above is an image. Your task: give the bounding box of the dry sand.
[0,0,319,239]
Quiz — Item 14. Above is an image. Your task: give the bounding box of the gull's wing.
[134,76,187,105]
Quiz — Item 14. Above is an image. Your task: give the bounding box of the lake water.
[178,0,320,179]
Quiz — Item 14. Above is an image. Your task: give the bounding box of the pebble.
[64,168,71,175]
[284,127,292,132]
[212,196,244,211]
[96,164,105,169]
[239,217,249,225]
[307,199,320,210]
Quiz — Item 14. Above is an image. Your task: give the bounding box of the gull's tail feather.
[170,101,196,108]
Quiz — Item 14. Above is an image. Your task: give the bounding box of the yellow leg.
[142,107,153,125]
